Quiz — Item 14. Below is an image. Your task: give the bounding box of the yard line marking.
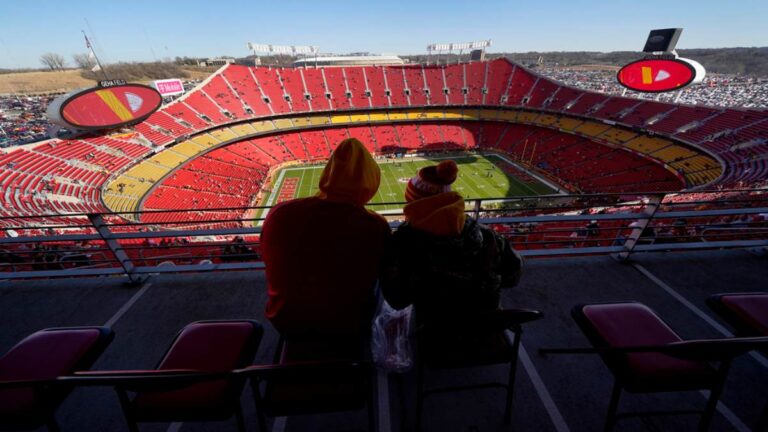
[633,263,768,370]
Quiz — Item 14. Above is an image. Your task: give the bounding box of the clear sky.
[1,0,766,69]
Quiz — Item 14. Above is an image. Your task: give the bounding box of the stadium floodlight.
[248,43,320,56]
[426,40,491,65]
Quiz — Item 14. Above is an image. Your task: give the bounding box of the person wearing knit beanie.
[404,160,459,202]
[381,158,523,331]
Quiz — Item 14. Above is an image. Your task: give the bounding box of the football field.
[259,153,557,215]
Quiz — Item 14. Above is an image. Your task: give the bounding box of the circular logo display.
[55,84,162,130]
[617,58,698,93]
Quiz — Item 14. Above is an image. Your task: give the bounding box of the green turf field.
[259,153,556,216]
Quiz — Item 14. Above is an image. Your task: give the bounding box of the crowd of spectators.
[537,67,768,109]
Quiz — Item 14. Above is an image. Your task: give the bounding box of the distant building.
[198,57,236,67]
[292,55,404,67]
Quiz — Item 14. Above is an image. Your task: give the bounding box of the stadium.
[1,12,767,432]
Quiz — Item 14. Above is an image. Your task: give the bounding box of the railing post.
[87,214,143,284]
[616,194,663,262]
[473,199,482,220]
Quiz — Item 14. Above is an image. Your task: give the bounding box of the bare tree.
[40,53,66,70]
[72,53,95,69]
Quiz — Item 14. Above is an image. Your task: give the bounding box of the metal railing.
[1,189,766,282]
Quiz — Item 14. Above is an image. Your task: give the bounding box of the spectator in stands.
[381,160,523,328]
[261,138,390,337]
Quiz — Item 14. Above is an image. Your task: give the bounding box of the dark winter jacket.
[380,192,523,328]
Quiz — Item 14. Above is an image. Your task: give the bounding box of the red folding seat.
[0,326,114,431]
[107,320,263,432]
[549,302,768,431]
[707,292,768,337]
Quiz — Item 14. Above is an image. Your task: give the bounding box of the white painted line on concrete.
[701,390,752,432]
[377,370,392,432]
[271,416,287,432]
[517,341,571,432]
[103,281,152,328]
[165,422,183,432]
[633,263,768,368]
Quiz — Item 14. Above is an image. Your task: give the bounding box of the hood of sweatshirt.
[316,138,380,206]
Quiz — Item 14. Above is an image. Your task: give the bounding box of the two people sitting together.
[261,138,522,339]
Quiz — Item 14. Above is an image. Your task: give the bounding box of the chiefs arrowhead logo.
[126,93,143,113]
[655,70,671,82]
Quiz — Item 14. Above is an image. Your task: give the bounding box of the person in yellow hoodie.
[262,138,390,337]
[381,160,523,328]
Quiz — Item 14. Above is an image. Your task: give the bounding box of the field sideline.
[258,153,557,217]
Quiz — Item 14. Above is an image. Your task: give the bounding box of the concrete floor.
[0,249,766,432]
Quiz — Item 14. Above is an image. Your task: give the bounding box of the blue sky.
[1,0,766,69]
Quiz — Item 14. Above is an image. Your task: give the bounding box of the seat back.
[0,326,114,429]
[258,335,372,417]
[572,302,714,391]
[131,320,263,422]
[707,292,768,337]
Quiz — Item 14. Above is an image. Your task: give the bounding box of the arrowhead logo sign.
[617,58,702,93]
[126,93,143,113]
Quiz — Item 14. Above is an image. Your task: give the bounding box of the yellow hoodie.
[316,138,381,206]
[403,191,467,237]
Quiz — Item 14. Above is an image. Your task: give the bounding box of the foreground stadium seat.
[415,308,543,429]
[0,326,114,431]
[108,320,263,432]
[247,335,375,432]
[707,292,768,337]
[553,302,768,431]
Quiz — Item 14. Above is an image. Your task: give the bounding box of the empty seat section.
[444,64,465,105]
[403,67,428,106]
[323,128,350,153]
[145,111,192,136]
[278,68,310,112]
[485,60,514,105]
[384,67,408,107]
[346,126,378,154]
[370,124,400,152]
[301,68,332,112]
[163,103,211,129]
[322,68,352,110]
[423,66,447,105]
[394,125,423,150]
[461,122,483,149]
[204,75,249,118]
[590,97,637,119]
[479,123,508,148]
[362,66,389,108]
[184,91,229,124]
[440,124,467,150]
[650,106,718,135]
[465,62,486,105]
[343,67,371,109]
[221,65,272,116]
[298,130,331,160]
[564,92,607,116]
[252,68,291,114]
[619,101,669,127]
[546,86,582,112]
[278,133,310,161]
[504,67,537,106]
[526,79,559,109]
